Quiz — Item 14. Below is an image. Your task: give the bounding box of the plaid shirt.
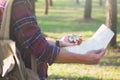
[0,0,60,79]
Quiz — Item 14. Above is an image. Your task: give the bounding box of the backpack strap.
[0,0,15,77]
[0,0,14,40]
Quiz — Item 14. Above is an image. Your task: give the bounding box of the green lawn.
[35,0,120,80]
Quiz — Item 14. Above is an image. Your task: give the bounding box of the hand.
[83,49,105,64]
[60,34,82,47]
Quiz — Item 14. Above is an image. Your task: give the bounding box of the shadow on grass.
[100,56,120,66]
[99,45,120,66]
[100,48,120,66]
[77,76,102,80]
[48,75,102,80]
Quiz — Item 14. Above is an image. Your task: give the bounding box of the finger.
[76,40,81,45]
[95,49,105,59]
[74,38,82,45]
[98,49,105,57]
[66,42,75,46]
[94,49,104,54]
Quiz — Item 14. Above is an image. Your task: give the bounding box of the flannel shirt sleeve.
[11,0,60,65]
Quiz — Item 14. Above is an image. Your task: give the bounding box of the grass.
[35,0,120,80]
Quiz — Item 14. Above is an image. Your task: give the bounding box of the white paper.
[64,24,115,54]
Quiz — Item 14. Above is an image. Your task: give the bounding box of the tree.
[84,0,92,19]
[45,0,53,15]
[45,0,49,15]
[48,0,53,6]
[106,0,117,47]
[99,0,103,6]
[76,0,79,4]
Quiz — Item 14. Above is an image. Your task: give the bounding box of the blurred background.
[33,0,120,80]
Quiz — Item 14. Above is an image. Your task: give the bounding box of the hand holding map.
[64,24,114,54]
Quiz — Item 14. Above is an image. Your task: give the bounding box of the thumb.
[65,42,75,46]
[96,49,105,58]
[61,41,75,47]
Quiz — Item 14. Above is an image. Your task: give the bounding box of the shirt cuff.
[48,46,60,65]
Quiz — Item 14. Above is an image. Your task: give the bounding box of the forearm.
[47,40,84,63]
[47,40,63,47]
[54,49,105,64]
[47,40,56,46]
[47,39,86,63]
[54,49,85,64]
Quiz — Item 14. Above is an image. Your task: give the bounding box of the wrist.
[56,40,60,47]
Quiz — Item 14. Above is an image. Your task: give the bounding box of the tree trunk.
[84,0,92,19]
[45,0,49,15]
[99,0,103,6]
[49,0,53,6]
[106,0,117,47]
[76,0,79,4]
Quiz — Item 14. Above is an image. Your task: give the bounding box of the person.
[0,0,105,79]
